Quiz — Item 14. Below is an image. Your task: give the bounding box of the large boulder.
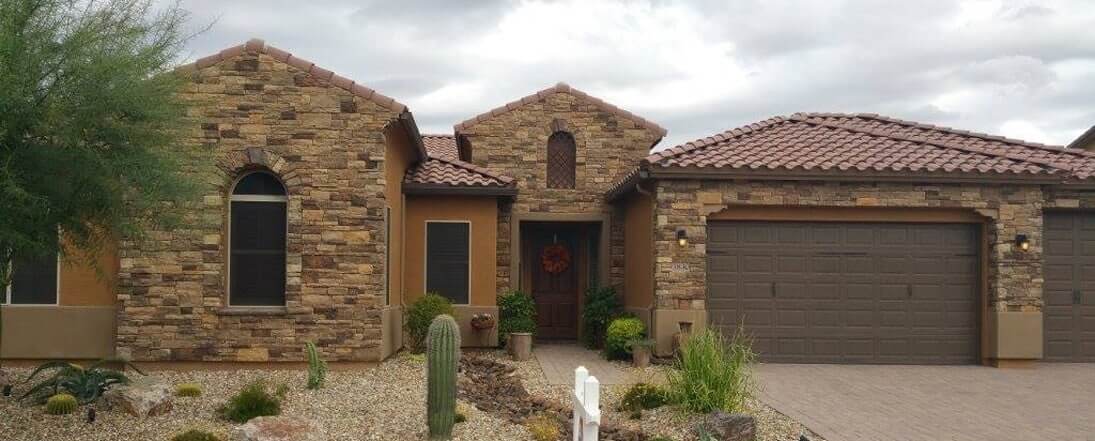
[699,411,756,441]
[233,416,325,441]
[102,377,173,417]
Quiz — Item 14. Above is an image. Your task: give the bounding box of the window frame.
[226,171,289,308]
[2,254,62,306]
[423,220,472,306]
[546,131,577,189]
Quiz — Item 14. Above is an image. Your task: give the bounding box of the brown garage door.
[707,221,980,364]
[1043,212,1095,362]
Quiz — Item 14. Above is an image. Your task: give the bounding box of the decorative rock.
[102,377,173,417]
[699,411,756,441]
[232,416,325,441]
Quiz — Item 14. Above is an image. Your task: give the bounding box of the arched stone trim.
[549,118,570,134]
[219,148,301,193]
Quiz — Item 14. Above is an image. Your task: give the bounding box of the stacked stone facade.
[652,180,1046,313]
[115,49,401,362]
[455,91,664,294]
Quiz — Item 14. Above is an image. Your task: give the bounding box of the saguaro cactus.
[305,341,326,390]
[426,314,461,439]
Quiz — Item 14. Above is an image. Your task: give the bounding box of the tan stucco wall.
[623,191,654,309]
[1,306,115,359]
[380,305,404,358]
[404,196,498,306]
[59,245,118,307]
[384,126,416,309]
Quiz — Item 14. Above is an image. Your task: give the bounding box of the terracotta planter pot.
[470,314,496,331]
[632,346,651,368]
[509,333,533,361]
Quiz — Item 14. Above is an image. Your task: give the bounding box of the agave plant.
[20,358,144,405]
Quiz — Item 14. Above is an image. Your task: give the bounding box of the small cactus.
[426,314,460,439]
[176,383,203,397]
[305,341,327,390]
[45,393,78,415]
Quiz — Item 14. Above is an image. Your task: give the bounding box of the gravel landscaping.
[0,350,821,441]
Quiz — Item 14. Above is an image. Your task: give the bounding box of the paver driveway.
[757,363,1095,441]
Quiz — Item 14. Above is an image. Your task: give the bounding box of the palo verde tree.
[0,0,203,369]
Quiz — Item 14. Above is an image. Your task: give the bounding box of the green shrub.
[217,380,286,423]
[497,291,536,346]
[44,393,77,415]
[176,383,202,397]
[20,358,143,405]
[172,429,222,441]
[666,327,755,414]
[305,341,327,390]
[618,382,669,414]
[604,316,645,360]
[582,285,620,348]
[405,293,454,353]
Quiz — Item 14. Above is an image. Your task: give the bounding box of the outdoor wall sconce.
[676,229,688,247]
[1015,234,1030,251]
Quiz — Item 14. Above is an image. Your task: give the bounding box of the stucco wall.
[404,196,498,306]
[115,49,403,362]
[623,191,654,311]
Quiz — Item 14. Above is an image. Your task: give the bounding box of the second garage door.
[708,221,980,364]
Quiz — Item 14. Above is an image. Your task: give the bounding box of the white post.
[573,366,588,441]
[582,375,600,441]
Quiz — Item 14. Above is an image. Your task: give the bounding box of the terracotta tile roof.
[422,134,459,160]
[175,39,407,113]
[404,155,515,189]
[453,82,668,137]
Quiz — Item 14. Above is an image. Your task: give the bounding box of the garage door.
[707,221,980,364]
[1043,212,1095,362]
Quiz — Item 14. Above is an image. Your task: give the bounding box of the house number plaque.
[670,263,690,273]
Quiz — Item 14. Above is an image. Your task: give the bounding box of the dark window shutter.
[547,131,576,189]
[426,222,470,304]
[230,201,287,306]
[11,254,58,304]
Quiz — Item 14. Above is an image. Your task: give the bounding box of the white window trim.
[424,220,472,306]
[226,171,289,308]
[3,253,62,306]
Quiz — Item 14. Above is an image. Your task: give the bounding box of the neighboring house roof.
[1068,126,1095,151]
[607,112,1095,200]
[453,82,668,138]
[404,136,516,196]
[422,134,459,160]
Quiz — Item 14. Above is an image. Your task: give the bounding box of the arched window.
[546,131,576,189]
[229,171,287,306]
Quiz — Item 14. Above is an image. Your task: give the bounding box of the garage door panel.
[1044,212,1095,362]
[708,220,979,364]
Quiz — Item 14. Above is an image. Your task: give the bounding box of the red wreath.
[540,244,571,274]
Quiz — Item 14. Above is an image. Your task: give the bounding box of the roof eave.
[403,183,518,197]
[644,165,1063,186]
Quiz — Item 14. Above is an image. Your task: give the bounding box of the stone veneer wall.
[652,180,1046,314]
[115,50,401,362]
[457,91,663,294]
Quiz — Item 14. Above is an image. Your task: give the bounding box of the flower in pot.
[470,313,496,331]
[498,291,536,361]
[628,338,655,368]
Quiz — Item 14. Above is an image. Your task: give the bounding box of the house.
[3,39,1093,366]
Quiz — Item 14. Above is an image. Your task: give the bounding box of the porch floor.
[533,343,633,385]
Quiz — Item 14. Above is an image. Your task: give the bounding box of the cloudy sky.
[167,0,1095,149]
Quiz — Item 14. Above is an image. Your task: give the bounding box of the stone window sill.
[216,306,290,316]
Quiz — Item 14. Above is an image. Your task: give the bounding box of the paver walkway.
[757,363,1095,441]
[534,343,632,385]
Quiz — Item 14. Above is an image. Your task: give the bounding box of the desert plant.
[497,290,536,346]
[525,414,561,441]
[455,402,471,424]
[666,327,755,414]
[217,380,286,423]
[604,316,645,360]
[20,358,143,405]
[618,382,669,414]
[582,285,620,348]
[44,393,78,415]
[406,293,455,353]
[172,429,222,441]
[305,342,327,390]
[176,383,202,397]
[426,315,460,439]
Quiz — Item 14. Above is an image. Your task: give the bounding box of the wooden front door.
[526,227,581,340]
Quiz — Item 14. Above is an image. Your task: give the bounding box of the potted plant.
[498,291,536,361]
[470,313,496,331]
[629,339,655,368]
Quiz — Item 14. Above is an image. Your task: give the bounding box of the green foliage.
[426,315,460,440]
[171,429,222,441]
[618,382,669,415]
[406,293,454,353]
[497,290,536,346]
[217,380,285,423]
[175,383,202,397]
[666,327,755,414]
[305,342,327,390]
[604,316,645,360]
[44,393,77,415]
[582,285,620,348]
[20,358,142,404]
[525,414,561,441]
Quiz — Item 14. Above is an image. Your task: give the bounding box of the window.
[229,171,287,306]
[425,221,470,304]
[3,254,59,305]
[546,131,576,189]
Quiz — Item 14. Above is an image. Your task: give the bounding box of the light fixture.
[1015,234,1030,251]
[676,229,688,247]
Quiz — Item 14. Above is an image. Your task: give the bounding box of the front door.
[526,227,580,340]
